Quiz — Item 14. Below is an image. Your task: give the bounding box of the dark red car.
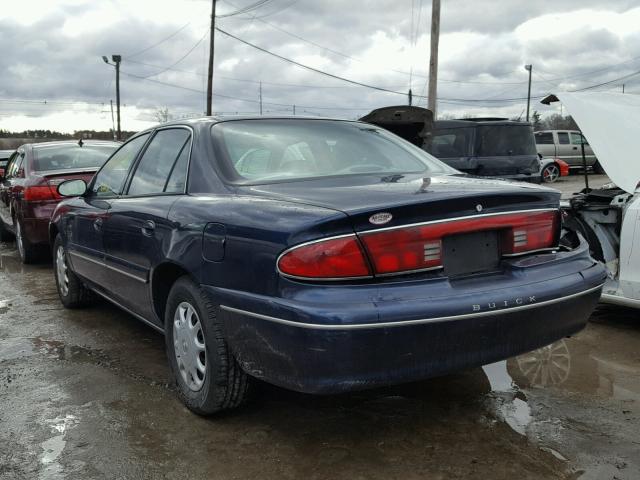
[0,140,119,263]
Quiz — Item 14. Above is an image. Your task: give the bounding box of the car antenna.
[78,138,84,147]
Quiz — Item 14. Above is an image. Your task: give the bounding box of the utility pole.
[110,100,116,140]
[427,0,440,117]
[408,88,413,106]
[293,105,296,115]
[525,64,532,122]
[113,55,121,139]
[623,83,625,93]
[206,0,217,116]
[259,81,263,115]
[103,55,121,140]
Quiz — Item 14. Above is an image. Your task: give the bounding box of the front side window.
[557,132,570,145]
[127,128,191,196]
[91,134,149,197]
[570,132,588,145]
[213,119,454,183]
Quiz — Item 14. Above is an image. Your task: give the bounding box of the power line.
[142,29,209,78]
[217,0,274,18]
[249,0,303,19]
[124,22,192,59]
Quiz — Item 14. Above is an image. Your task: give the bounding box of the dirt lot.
[545,172,612,198]
[1,202,638,479]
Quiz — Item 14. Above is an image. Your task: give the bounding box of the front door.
[69,133,151,292]
[102,127,191,323]
[0,150,24,230]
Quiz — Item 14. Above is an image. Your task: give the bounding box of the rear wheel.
[541,163,560,183]
[0,221,13,242]
[15,220,39,264]
[53,234,93,308]
[165,276,250,415]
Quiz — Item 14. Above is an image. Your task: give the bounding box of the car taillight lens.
[360,210,560,275]
[23,185,61,201]
[278,235,372,279]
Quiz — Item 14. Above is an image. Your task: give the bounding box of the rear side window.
[91,134,149,197]
[557,132,570,144]
[429,128,473,158]
[534,132,553,144]
[127,128,191,196]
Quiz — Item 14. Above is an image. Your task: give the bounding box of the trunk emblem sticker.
[476,204,483,212]
[369,212,393,225]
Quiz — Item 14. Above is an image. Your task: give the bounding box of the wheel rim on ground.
[55,245,69,297]
[543,165,559,183]
[173,301,207,391]
[16,222,24,259]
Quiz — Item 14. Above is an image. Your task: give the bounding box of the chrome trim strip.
[91,288,164,333]
[356,208,559,235]
[275,208,560,281]
[502,247,559,257]
[600,293,640,308]
[69,250,147,283]
[220,283,603,330]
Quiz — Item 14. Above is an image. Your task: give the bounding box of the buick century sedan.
[50,117,606,415]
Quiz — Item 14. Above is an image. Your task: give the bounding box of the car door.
[555,131,578,166]
[0,150,26,231]
[101,127,192,321]
[67,133,150,288]
[569,132,596,166]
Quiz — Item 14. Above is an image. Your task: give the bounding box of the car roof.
[435,119,532,129]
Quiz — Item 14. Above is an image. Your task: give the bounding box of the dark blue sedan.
[50,117,606,415]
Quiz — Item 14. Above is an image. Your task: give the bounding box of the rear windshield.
[212,119,455,183]
[33,144,117,172]
[477,125,537,157]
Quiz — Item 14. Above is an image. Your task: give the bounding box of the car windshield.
[477,125,537,157]
[213,119,455,183]
[33,144,118,172]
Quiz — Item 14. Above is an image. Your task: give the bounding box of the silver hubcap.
[173,302,206,391]
[543,165,559,182]
[56,246,69,297]
[16,222,24,258]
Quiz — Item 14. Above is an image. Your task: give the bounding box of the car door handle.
[141,220,156,236]
[93,218,103,232]
[572,146,578,150]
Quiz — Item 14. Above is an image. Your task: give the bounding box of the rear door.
[67,134,150,287]
[555,131,578,165]
[102,127,192,320]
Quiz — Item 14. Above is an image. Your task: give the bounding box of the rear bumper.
[207,241,606,393]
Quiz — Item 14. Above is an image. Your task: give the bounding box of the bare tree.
[155,107,171,124]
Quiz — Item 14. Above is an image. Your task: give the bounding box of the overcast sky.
[0,0,639,133]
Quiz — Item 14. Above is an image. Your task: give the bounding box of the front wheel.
[541,163,560,183]
[53,234,93,308]
[165,277,250,415]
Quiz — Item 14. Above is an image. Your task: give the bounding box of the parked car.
[0,140,119,262]
[534,130,601,172]
[0,149,15,178]
[50,117,605,415]
[539,157,570,183]
[541,92,640,309]
[361,108,541,183]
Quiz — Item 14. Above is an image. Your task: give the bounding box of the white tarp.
[545,92,640,194]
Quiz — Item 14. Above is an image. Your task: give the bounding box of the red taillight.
[360,210,559,275]
[23,185,61,201]
[278,235,372,279]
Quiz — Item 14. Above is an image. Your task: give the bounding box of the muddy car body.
[50,117,605,414]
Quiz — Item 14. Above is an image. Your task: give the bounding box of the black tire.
[0,221,13,242]
[593,161,605,174]
[165,276,250,415]
[15,219,39,264]
[53,234,93,308]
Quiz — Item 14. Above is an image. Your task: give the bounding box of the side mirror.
[58,179,88,197]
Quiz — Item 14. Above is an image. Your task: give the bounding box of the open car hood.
[542,92,640,194]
